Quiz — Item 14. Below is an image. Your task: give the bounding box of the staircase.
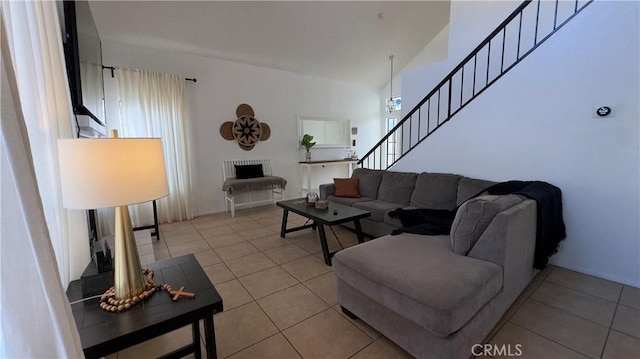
[359,0,594,170]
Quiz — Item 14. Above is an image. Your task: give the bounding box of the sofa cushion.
[377,172,417,205]
[333,233,503,337]
[334,178,360,198]
[457,177,497,206]
[352,168,384,199]
[327,195,374,207]
[353,200,402,222]
[410,173,462,210]
[451,194,525,255]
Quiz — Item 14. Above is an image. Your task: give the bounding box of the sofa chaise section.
[332,186,538,358]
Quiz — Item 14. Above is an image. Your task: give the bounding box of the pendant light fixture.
[386,54,395,113]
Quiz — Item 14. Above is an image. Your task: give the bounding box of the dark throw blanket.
[481,181,566,269]
[387,208,456,236]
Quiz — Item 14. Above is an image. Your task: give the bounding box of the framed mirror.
[298,116,351,148]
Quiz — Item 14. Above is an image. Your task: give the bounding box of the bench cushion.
[221,176,287,195]
[333,234,503,337]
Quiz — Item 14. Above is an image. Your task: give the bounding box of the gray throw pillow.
[450,195,524,255]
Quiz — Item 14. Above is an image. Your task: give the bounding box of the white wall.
[379,21,450,136]
[101,41,381,215]
[395,0,640,286]
[396,24,451,116]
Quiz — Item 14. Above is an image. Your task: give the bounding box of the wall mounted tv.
[63,0,105,126]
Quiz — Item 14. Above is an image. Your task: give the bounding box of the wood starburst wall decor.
[220,104,271,151]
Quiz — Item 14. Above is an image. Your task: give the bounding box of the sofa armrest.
[468,199,537,301]
[319,183,335,199]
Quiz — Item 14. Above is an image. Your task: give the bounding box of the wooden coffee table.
[277,199,371,265]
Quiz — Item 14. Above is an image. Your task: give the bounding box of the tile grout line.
[206,261,238,286]
[598,285,625,358]
[299,276,336,308]
[507,321,589,359]
[237,265,300,302]
[253,284,329,332]
[214,301,280,359]
[526,297,612,330]
[527,286,618,328]
[347,340,398,359]
[616,302,640,313]
[511,297,611,358]
[544,276,623,305]
[328,304,382,343]
[280,332,307,359]
[600,325,614,358]
[484,319,507,343]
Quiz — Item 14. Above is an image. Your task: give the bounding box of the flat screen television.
[63,0,105,126]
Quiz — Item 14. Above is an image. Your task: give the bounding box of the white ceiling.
[89,1,451,89]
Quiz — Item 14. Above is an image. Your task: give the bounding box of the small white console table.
[299,159,359,196]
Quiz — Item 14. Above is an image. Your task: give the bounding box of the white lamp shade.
[58,138,169,209]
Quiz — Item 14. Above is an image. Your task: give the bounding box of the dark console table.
[66,254,223,358]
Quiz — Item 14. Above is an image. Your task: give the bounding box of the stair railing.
[359,0,594,170]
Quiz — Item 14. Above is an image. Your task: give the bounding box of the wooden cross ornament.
[170,286,196,301]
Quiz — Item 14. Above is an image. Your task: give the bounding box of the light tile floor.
[109,205,640,359]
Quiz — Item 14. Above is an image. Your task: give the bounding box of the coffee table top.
[277,198,370,225]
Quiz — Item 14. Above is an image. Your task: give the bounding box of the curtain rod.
[102,65,197,83]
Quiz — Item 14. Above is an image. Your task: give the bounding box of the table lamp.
[58,136,169,301]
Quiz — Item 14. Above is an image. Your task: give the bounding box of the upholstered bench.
[222,159,286,217]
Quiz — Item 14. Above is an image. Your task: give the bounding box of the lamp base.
[113,205,145,299]
[100,268,159,312]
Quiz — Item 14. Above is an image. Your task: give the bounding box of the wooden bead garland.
[99,269,158,313]
[99,268,195,313]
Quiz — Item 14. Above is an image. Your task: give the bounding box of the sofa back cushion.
[450,194,524,255]
[377,171,417,205]
[410,173,462,210]
[352,168,384,199]
[456,177,497,206]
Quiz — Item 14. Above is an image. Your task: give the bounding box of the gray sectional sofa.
[319,169,538,358]
[320,169,501,237]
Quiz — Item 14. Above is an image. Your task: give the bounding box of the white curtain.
[114,68,194,225]
[1,0,89,285]
[1,4,83,358]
